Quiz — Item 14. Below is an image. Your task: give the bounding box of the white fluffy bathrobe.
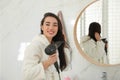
[80,35,108,64]
[23,34,71,80]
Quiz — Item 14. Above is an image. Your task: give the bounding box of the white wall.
[0,40,1,80]
[1,0,120,80]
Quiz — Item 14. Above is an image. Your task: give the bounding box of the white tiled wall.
[0,40,1,80]
[1,0,120,80]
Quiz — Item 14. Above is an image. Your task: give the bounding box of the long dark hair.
[40,12,67,71]
[88,22,101,41]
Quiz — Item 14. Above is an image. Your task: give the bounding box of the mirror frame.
[73,0,120,66]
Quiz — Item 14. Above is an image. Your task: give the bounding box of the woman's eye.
[46,24,50,26]
[53,23,58,27]
[53,24,58,27]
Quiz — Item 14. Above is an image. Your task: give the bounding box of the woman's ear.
[41,26,43,30]
[40,26,43,34]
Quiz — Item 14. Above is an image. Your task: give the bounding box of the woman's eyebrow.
[53,22,58,24]
[45,22,50,23]
[45,21,58,24]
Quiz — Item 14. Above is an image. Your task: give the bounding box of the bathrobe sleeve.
[23,43,46,80]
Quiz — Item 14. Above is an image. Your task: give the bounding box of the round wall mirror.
[74,0,120,66]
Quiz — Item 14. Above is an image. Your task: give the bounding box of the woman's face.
[41,16,58,41]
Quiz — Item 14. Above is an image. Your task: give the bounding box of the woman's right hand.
[48,53,57,65]
[42,53,57,69]
[95,32,101,41]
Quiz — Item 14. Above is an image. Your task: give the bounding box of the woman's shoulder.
[31,34,49,45]
[31,34,44,42]
[80,35,90,43]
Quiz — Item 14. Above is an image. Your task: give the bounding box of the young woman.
[80,22,108,64]
[23,12,71,80]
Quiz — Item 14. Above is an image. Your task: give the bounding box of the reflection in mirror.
[76,0,120,65]
[80,22,109,64]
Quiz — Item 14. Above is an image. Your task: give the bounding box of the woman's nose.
[49,25,54,29]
